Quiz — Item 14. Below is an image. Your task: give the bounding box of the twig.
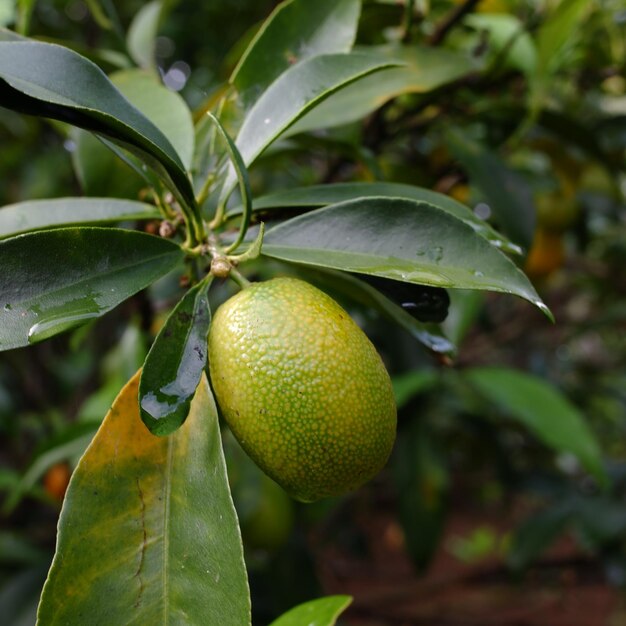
[428,0,481,46]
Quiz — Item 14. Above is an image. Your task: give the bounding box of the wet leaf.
[0,40,195,206]
[269,596,352,626]
[466,368,606,486]
[231,0,360,107]
[233,181,521,255]
[140,280,211,436]
[37,372,250,625]
[0,198,160,239]
[262,198,549,316]
[222,53,400,199]
[0,228,183,350]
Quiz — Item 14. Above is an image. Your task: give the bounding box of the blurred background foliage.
[1,0,625,624]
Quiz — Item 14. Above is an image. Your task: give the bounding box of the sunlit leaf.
[37,372,251,625]
[0,228,183,350]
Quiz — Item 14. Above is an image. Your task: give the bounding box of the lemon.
[208,277,397,502]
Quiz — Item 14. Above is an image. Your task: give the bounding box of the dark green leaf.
[393,418,448,569]
[262,198,549,315]
[507,503,573,571]
[0,198,160,239]
[446,130,535,250]
[466,368,606,485]
[37,372,251,625]
[222,53,400,198]
[288,45,479,135]
[532,0,590,111]
[231,0,361,107]
[0,41,195,206]
[233,182,522,255]
[0,228,183,350]
[140,279,211,436]
[269,596,353,626]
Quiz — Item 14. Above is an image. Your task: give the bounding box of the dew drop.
[473,270,484,277]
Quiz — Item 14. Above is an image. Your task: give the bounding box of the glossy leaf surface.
[222,53,399,198]
[0,40,195,206]
[37,372,250,625]
[0,198,160,239]
[234,181,521,255]
[262,198,549,314]
[0,228,183,350]
[269,596,352,626]
[289,46,478,135]
[140,280,211,436]
[446,130,535,250]
[467,368,606,485]
[231,0,360,107]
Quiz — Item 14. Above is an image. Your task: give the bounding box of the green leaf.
[393,370,439,409]
[37,371,251,625]
[269,596,353,626]
[393,418,448,569]
[222,53,400,199]
[465,14,536,77]
[0,0,15,28]
[127,1,161,69]
[238,181,522,255]
[0,228,183,351]
[532,0,590,109]
[262,198,549,315]
[466,368,607,486]
[446,130,535,250]
[288,46,479,135]
[0,198,160,239]
[231,0,361,107]
[140,279,211,436]
[2,423,96,514]
[0,40,195,206]
[110,69,195,171]
[205,112,252,254]
[507,502,573,571]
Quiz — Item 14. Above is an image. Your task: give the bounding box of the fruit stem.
[229,267,251,289]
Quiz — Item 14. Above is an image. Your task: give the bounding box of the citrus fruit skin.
[208,277,397,502]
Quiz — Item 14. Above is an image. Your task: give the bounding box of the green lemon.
[208,277,397,502]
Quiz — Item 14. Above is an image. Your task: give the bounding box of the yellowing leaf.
[37,371,250,625]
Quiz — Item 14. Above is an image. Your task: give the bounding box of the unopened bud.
[159,220,175,238]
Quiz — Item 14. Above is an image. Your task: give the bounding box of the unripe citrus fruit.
[208,277,397,502]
